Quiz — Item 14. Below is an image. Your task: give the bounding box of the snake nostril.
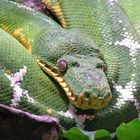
[84,91,91,99]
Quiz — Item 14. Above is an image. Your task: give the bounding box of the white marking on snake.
[114,34,140,117]
[107,0,119,5]
[114,80,136,108]
[58,104,85,128]
[5,66,35,107]
[114,34,140,66]
[114,34,140,114]
[114,75,140,117]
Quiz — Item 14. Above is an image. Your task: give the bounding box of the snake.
[0,0,140,132]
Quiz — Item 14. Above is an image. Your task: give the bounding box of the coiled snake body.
[0,0,140,132]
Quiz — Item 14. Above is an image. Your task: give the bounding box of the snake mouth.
[37,59,112,110]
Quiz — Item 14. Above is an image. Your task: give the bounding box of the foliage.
[62,119,140,140]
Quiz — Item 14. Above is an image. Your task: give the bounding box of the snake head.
[59,55,112,110]
[35,29,112,110]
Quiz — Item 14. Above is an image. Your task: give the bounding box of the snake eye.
[58,59,67,72]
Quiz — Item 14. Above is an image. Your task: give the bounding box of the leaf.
[116,119,140,140]
[95,129,111,140]
[62,127,112,140]
[62,127,95,140]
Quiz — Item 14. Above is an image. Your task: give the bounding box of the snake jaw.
[72,92,111,110]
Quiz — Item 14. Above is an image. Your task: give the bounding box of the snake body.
[0,0,140,132]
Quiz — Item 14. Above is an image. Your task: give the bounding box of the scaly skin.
[0,0,140,132]
[39,0,140,131]
[0,0,111,131]
[0,0,112,110]
[120,0,140,36]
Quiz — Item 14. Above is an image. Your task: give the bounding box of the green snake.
[0,0,140,132]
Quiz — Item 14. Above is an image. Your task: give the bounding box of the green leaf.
[62,127,95,140]
[116,119,140,140]
[62,119,140,140]
[62,127,112,140]
[95,129,111,140]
